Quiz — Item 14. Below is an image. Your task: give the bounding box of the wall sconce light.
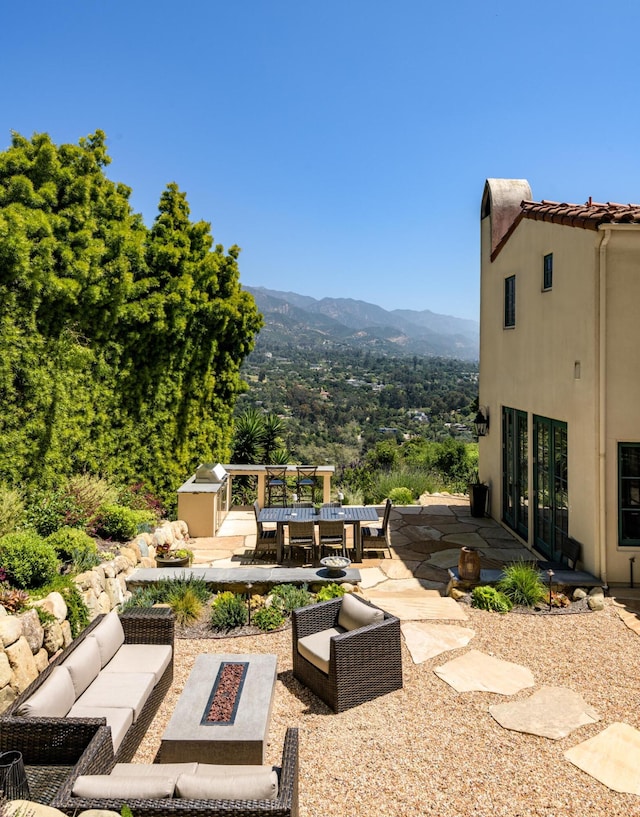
[474,407,489,437]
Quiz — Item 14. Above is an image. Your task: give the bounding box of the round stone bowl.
[320,556,351,577]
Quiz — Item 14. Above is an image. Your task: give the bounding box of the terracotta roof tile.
[521,198,640,229]
[491,197,640,260]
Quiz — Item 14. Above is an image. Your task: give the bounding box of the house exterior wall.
[480,198,640,584]
[601,228,640,583]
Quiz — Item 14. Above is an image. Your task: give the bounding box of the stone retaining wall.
[0,519,189,713]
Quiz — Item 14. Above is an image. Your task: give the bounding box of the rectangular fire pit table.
[158,653,277,764]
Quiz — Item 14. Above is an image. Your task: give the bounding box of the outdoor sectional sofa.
[0,606,175,792]
[49,726,299,817]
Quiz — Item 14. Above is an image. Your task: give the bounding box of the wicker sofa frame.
[0,607,175,773]
[50,726,299,817]
[292,596,402,713]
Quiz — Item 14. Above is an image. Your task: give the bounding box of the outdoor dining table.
[257,505,380,563]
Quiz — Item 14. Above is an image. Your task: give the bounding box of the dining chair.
[286,520,316,564]
[318,520,346,558]
[265,466,288,506]
[295,466,318,504]
[360,498,393,558]
[252,500,277,557]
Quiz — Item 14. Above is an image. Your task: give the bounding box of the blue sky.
[2,1,640,321]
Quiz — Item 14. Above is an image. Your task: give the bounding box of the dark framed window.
[619,443,640,546]
[543,253,553,290]
[504,275,516,328]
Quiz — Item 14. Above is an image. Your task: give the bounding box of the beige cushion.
[175,769,278,801]
[67,705,133,752]
[16,666,75,718]
[88,611,125,668]
[74,672,155,721]
[102,644,172,684]
[72,775,174,799]
[61,636,102,698]
[297,627,344,673]
[111,762,197,779]
[338,593,384,631]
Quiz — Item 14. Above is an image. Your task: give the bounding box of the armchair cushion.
[16,666,75,718]
[338,593,384,632]
[175,769,278,801]
[297,626,345,673]
[62,635,102,698]
[72,775,175,799]
[88,610,125,667]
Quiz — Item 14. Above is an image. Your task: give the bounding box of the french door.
[533,415,568,560]
[502,407,528,539]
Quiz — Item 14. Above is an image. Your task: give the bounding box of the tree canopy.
[0,130,262,505]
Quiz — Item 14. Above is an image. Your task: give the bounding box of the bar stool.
[265,466,288,506]
[296,466,318,504]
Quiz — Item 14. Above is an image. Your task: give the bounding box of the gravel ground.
[134,600,640,817]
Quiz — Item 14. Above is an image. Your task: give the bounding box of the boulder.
[572,587,587,601]
[96,591,112,614]
[0,617,22,648]
[0,652,13,687]
[105,578,125,608]
[61,620,73,647]
[17,609,44,654]
[139,556,156,568]
[134,536,149,557]
[43,620,65,656]
[118,547,138,568]
[5,636,38,691]
[588,595,605,611]
[588,586,605,597]
[34,648,49,672]
[0,684,16,713]
[32,591,68,623]
[6,801,69,817]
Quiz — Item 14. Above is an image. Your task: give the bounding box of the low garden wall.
[0,519,189,713]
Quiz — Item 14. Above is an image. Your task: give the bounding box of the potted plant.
[467,471,489,518]
[155,542,194,568]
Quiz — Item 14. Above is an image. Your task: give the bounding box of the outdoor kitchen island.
[157,653,278,764]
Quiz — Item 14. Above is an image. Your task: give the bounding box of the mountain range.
[244,286,479,360]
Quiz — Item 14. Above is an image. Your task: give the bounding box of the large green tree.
[0,130,261,504]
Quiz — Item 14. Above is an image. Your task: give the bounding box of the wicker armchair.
[292,596,402,713]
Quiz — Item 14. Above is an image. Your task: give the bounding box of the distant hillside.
[244,286,479,360]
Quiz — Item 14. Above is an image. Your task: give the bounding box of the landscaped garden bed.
[122,576,354,638]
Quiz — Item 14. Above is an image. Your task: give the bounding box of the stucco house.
[479,178,640,587]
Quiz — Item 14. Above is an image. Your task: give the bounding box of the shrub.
[118,482,165,519]
[0,532,59,588]
[46,526,98,564]
[210,592,248,629]
[388,487,414,505]
[315,583,346,601]
[253,605,285,631]
[0,483,25,537]
[369,466,433,504]
[167,587,203,626]
[270,583,312,613]
[23,488,81,537]
[471,585,513,613]
[96,504,154,541]
[63,474,119,530]
[122,576,210,611]
[497,561,547,607]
